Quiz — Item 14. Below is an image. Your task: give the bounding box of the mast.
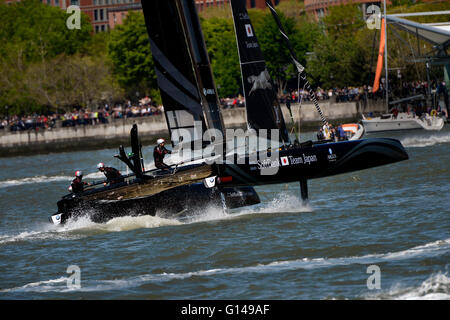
[383,0,389,110]
[229,0,290,145]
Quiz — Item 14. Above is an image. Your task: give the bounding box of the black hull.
[217,138,409,187]
[51,138,407,225]
[51,183,260,225]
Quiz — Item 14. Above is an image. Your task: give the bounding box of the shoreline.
[0,101,384,157]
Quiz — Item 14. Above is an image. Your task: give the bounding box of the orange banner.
[372,19,385,93]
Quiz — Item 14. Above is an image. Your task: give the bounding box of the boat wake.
[364,272,450,300]
[400,132,450,148]
[0,215,182,245]
[0,175,72,189]
[0,193,311,245]
[0,171,104,189]
[2,238,448,295]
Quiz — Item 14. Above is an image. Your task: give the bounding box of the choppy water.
[0,127,449,299]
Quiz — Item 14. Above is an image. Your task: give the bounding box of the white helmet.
[97,162,105,169]
[68,186,73,192]
[75,170,83,177]
[157,138,165,144]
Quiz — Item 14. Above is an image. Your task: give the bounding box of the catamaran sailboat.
[49,0,408,225]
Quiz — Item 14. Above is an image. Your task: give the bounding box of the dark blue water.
[0,128,449,299]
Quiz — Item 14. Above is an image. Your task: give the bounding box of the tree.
[0,0,91,61]
[201,17,241,97]
[108,11,158,102]
[0,0,93,114]
[250,9,307,95]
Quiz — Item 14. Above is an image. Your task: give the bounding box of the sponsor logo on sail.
[203,88,215,96]
[248,69,272,95]
[245,24,253,37]
[239,13,249,20]
[280,156,289,166]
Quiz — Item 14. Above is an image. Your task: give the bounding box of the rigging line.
[265,0,328,126]
[405,28,422,81]
[368,28,378,87]
[240,60,267,65]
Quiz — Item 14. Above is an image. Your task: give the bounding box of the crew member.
[317,128,324,141]
[70,170,89,193]
[153,138,171,170]
[323,123,331,140]
[97,162,124,185]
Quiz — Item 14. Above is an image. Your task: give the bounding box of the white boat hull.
[362,113,444,133]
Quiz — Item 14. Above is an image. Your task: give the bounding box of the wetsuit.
[71,177,87,193]
[102,167,124,185]
[153,145,171,170]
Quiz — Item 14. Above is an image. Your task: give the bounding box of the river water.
[0,127,449,300]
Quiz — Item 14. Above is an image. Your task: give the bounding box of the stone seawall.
[0,100,386,156]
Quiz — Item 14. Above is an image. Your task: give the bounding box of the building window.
[95,25,99,33]
[250,0,255,8]
[70,0,79,5]
[100,9,104,21]
[94,9,98,21]
[54,0,59,6]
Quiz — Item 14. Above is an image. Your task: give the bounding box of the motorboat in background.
[341,123,365,140]
[361,109,445,133]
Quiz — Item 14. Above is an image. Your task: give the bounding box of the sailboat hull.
[218,138,408,187]
[50,183,260,225]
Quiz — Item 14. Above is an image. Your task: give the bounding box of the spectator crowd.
[1,81,447,132]
[0,96,164,132]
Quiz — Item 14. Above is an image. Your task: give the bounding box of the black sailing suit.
[153,145,171,170]
[102,167,124,185]
[71,177,87,193]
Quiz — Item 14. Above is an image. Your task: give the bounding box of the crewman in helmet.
[97,162,124,185]
[70,170,90,194]
[153,138,171,170]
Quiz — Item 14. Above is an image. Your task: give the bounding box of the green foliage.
[201,17,240,97]
[108,11,157,101]
[322,4,365,41]
[0,0,94,113]
[307,4,369,88]
[3,0,449,115]
[252,9,307,93]
[0,0,91,61]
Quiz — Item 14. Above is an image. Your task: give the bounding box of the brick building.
[4,0,286,31]
[304,0,384,19]
[4,0,140,32]
[194,0,283,11]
